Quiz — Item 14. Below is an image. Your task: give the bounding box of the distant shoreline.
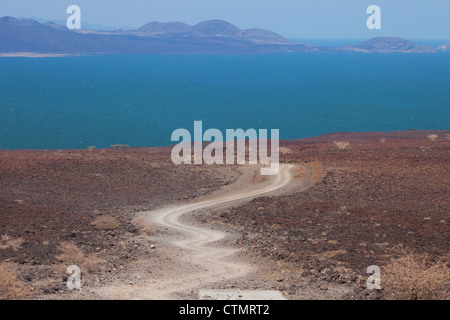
[0,52,75,58]
[2,17,447,54]
[0,129,448,152]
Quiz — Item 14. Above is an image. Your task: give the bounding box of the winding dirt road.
[139,164,294,299]
[97,164,296,299]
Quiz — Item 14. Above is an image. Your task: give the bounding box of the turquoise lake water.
[0,53,449,149]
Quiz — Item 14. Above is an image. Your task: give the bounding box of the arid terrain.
[0,130,449,300]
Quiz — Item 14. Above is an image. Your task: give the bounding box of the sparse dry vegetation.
[383,251,450,300]
[56,242,105,285]
[0,234,24,251]
[91,216,121,230]
[427,134,438,141]
[56,242,105,273]
[334,141,351,150]
[132,217,158,236]
[445,134,450,141]
[279,147,292,154]
[0,263,30,300]
[379,138,386,143]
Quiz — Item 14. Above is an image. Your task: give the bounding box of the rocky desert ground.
[0,130,449,300]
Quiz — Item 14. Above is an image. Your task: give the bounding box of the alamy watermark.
[366,265,381,290]
[66,5,81,30]
[65,5,381,31]
[367,5,381,30]
[171,121,279,175]
[66,265,81,290]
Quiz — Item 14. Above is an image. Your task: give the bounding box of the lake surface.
[0,53,449,149]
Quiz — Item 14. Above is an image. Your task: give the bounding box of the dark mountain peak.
[1,16,17,22]
[191,20,242,37]
[138,21,191,34]
[193,19,235,29]
[0,16,60,36]
[340,37,436,53]
[188,20,291,44]
[1,16,41,27]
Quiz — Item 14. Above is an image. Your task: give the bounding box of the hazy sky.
[1,0,449,39]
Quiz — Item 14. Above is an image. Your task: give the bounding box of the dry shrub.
[383,251,450,300]
[279,147,292,154]
[333,141,351,150]
[427,134,438,141]
[56,242,105,273]
[0,263,31,300]
[150,163,161,169]
[132,217,158,236]
[379,138,386,143]
[0,234,24,251]
[91,216,121,230]
[445,134,450,141]
[56,242,105,285]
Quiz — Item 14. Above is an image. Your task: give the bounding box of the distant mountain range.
[0,17,448,55]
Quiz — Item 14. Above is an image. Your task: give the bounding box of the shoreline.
[0,52,76,58]
[0,129,448,152]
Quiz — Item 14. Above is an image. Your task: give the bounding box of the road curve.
[151,164,293,249]
[139,164,294,299]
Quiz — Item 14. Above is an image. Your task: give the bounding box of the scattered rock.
[327,240,341,245]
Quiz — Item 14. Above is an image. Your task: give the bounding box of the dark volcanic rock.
[203,130,450,292]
